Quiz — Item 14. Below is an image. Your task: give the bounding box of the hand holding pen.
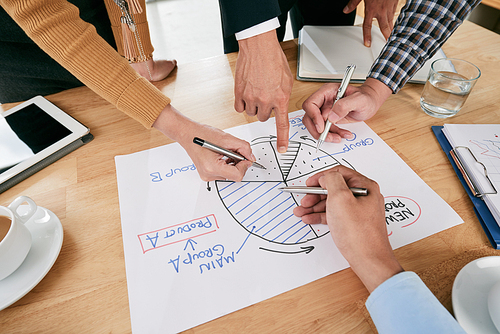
[316,64,356,151]
[293,166,380,226]
[293,167,403,294]
[280,186,367,196]
[302,72,392,146]
[194,137,266,170]
[185,133,256,182]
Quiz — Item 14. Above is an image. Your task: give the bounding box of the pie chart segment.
[242,141,284,182]
[216,180,320,244]
[285,141,341,182]
[217,138,343,244]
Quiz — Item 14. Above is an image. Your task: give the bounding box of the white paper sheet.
[115,110,462,333]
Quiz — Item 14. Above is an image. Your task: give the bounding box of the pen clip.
[335,64,356,103]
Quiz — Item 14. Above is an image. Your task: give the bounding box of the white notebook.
[297,25,446,83]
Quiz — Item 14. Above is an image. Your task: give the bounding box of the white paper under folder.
[442,124,500,228]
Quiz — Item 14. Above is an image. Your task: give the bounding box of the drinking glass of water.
[420,58,481,118]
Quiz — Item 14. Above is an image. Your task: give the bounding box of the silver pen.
[316,64,356,152]
[193,137,266,170]
[280,186,368,196]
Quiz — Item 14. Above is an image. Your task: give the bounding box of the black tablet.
[0,96,94,193]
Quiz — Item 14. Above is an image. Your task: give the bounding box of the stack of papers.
[442,124,500,227]
[297,25,446,83]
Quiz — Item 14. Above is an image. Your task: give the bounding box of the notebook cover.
[297,25,445,84]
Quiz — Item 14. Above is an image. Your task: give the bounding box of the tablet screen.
[0,103,72,173]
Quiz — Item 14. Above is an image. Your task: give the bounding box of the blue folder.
[432,126,500,248]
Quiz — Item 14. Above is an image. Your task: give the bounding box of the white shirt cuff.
[235,18,280,40]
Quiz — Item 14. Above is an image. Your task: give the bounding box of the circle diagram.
[216,138,345,245]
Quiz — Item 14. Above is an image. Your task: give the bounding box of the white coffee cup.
[0,196,38,280]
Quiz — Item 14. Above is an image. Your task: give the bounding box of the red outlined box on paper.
[138,214,219,254]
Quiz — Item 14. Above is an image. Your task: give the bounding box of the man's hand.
[235,30,293,153]
[343,0,399,46]
[293,166,404,292]
[302,78,392,143]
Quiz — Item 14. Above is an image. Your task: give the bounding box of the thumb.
[328,92,356,124]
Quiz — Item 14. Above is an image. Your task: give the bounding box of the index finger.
[303,85,337,134]
[362,15,374,47]
[318,170,353,200]
[302,166,365,208]
[275,107,289,153]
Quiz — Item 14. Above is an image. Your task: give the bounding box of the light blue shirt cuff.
[366,271,466,334]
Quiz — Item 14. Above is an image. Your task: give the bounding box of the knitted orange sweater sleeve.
[0,0,170,128]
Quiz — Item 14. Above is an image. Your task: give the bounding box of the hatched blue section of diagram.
[215,138,344,245]
[217,181,318,244]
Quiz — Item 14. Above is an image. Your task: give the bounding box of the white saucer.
[0,205,63,311]
[452,256,500,334]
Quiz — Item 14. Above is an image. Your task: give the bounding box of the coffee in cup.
[0,196,38,280]
[0,215,11,242]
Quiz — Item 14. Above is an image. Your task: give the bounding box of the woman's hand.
[153,105,255,181]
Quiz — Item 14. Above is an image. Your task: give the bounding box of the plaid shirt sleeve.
[368,0,481,93]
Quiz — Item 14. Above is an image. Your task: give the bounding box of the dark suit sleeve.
[218,0,281,37]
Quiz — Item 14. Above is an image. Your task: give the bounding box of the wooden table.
[1,20,499,333]
[481,0,500,12]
